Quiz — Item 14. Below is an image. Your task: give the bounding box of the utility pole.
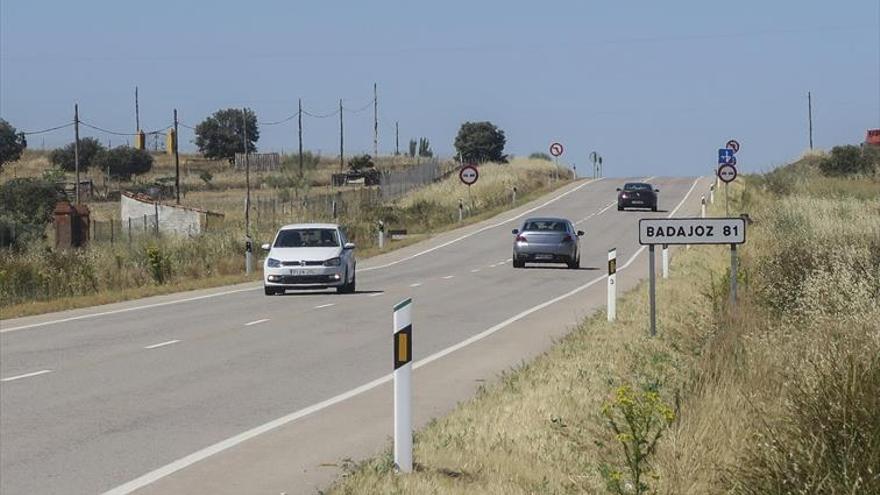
[135,86,140,131]
[807,91,814,150]
[339,98,344,170]
[173,109,180,204]
[298,98,304,174]
[243,109,253,274]
[395,121,400,156]
[74,103,81,205]
[373,82,378,158]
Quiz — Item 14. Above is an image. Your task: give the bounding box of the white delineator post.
[662,244,669,279]
[607,248,617,321]
[393,298,413,473]
[709,185,715,204]
[378,220,385,250]
[701,195,707,218]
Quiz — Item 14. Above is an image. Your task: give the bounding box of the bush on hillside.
[50,137,105,172]
[0,178,63,247]
[529,152,553,161]
[348,154,375,172]
[454,121,507,163]
[194,108,259,162]
[94,146,153,179]
[818,145,875,177]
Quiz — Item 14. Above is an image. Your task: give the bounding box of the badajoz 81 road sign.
[639,217,746,245]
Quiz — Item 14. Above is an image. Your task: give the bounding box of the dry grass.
[328,170,880,494]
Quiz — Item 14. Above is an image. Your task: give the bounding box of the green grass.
[327,169,880,494]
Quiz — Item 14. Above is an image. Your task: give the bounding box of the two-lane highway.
[1,176,706,494]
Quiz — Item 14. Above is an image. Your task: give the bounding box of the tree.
[348,154,375,173]
[454,121,507,163]
[418,137,433,157]
[529,152,553,161]
[194,108,259,162]
[94,146,153,179]
[0,178,62,246]
[819,145,875,176]
[50,137,105,172]
[408,139,417,158]
[0,119,27,171]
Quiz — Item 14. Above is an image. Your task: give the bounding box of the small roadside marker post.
[458,198,463,222]
[701,195,707,218]
[709,185,715,204]
[512,186,517,206]
[393,298,413,473]
[607,248,617,321]
[662,244,669,279]
[378,220,385,250]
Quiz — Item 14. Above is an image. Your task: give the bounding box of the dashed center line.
[314,303,335,309]
[368,292,384,297]
[471,268,481,273]
[1,369,53,383]
[409,282,423,288]
[244,319,270,326]
[442,275,455,280]
[144,340,181,350]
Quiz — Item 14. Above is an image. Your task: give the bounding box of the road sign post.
[718,164,737,216]
[393,298,413,473]
[550,142,563,181]
[639,217,747,335]
[607,248,617,322]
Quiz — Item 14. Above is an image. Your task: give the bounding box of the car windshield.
[624,183,652,191]
[274,228,339,248]
[522,220,567,232]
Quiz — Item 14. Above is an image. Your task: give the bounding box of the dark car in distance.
[617,182,659,211]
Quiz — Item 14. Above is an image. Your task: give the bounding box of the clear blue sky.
[2,1,878,177]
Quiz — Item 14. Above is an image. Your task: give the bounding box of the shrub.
[195,108,259,162]
[418,137,433,157]
[0,119,27,170]
[348,154,374,172]
[529,152,553,161]
[95,146,153,179]
[50,137,105,172]
[454,121,507,163]
[0,178,62,247]
[819,145,873,176]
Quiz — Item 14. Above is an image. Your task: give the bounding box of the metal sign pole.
[607,248,617,321]
[393,298,413,473]
[649,244,657,336]
[725,182,730,216]
[730,244,738,307]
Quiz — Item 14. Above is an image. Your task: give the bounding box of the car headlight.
[324,257,342,267]
[266,258,282,268]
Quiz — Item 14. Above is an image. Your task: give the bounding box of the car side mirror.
[343,242,356,250]
[577,230,584,236]
[655,189,660,193]
[261,243,270,251]
[616,188,621,192]
[512,229,519,235]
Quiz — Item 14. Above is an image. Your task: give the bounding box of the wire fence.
[379,159,444,200]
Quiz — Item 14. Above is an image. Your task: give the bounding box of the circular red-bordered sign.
[549,142,564,157]
[459,165,479,186]
[718,164,737,183]
[726,139,740,154]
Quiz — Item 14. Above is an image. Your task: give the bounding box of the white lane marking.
[314,303,335,309]
[360,178,603,273]
[244,319,270,327]
[2,287,258,333]
[368,292,384,297]
[505,258,512,262]
[144,340,181,350]
[102,179,703,495]
[1,369,53,383]
[442,275,455,280]
[409,283,422,288]
[471,268,481,273]
[7,179,606,334]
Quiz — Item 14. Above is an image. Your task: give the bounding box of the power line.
[21,122,74,135]
[343,100,373,114]
[302,107,340,118]
[80,120,170,136]
[259,112,299,126]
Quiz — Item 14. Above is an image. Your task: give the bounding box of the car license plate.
[288,269,309,276]
[535,254,553,260]
[632,200,644,205]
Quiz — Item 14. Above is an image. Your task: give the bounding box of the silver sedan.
[511,217,583,269]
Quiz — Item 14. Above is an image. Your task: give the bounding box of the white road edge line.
[1,369,53,383]
[144,340,181,350]
[102,177,702,495]
[442,275,455,280]
[409,283,422,288]
[244,319,270,327]
[6,179,605,334]
[314,303,335,309]
[368,293,384,297]
[471,268,481,273]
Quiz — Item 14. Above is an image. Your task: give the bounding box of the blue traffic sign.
[718,148,735,165]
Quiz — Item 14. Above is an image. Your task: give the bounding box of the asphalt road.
[0,176,707,494]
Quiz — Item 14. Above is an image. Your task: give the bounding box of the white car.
[262,223,356,295]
